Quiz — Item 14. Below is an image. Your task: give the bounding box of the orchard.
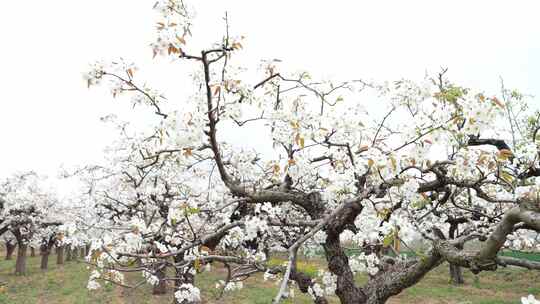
[1,1,539,304]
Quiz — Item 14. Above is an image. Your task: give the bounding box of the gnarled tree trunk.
[324,233,367,304]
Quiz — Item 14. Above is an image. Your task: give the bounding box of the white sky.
[0,0,539,183]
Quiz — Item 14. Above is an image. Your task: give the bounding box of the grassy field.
[0,253,539,304]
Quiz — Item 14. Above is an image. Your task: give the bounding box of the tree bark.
[447,222,464,285]
[364,249,443,304]
[14,243,28,275]
[30,247,36,257]
[5,242,16,260]
[66,247,73,261]
[80,247,86,258]
[319,198,367,304]
[40,251,50,270]
[57,246,65,265]
[324,233,367,304]
[449,263,464,285]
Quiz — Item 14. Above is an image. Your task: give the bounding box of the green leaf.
[184,207,200,215]
[383,232,394,247]
[500,171,514,184]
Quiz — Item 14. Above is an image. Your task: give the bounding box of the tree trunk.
[447,222,464,285]
[40,251,50,270]
[71,247,78,261]
[80,247,86,258]
[30,247,36,257]
[449,263,464,285]
[324,233,367,304]
[5,242,16,260]
[14,243,28,275]
[66,247,72,261]
[85,244,91,256]
[152,265,167,295]
[57,246,65,265]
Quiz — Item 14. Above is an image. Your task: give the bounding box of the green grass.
[0,253,538,303]
[267,257,319,277]
[499,250,540,262]
[391,250,540,262]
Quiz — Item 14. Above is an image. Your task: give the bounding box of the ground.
[0,252,539,304]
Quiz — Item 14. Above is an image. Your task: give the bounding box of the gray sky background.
[0,0,539,187]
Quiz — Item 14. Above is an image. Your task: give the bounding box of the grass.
[0,253,538,304]
[499,250,540,262]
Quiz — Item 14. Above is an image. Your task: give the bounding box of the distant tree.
[0,172,61,275]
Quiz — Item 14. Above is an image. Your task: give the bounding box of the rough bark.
[14,243,28,275]
[497,256,540,270]
[447,222,464,285]
[5,242,16,260]
[40,251,49,270]
[316,194,369,304]
[56,246,65,265]
[448,263,464,285]
[323,233,366,304]
[364,250,443,304]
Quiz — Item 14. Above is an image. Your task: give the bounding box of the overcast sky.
[1,0,539,182]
